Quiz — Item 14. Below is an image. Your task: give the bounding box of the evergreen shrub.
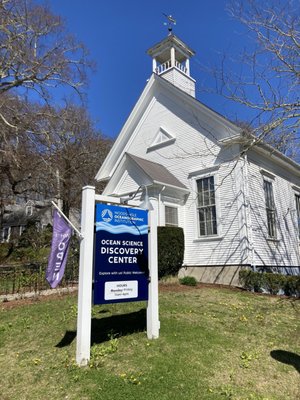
[239,269,300,297]
[157,226,184,279]
[179,276,197,286]
[264,273,284,295]
[283,275,300,297]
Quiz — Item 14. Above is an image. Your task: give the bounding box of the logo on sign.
[101,209,113,222]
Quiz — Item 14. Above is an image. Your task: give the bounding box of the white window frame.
[164,204,179,227]
[294,192,300,240]
[2,227,11,242]
[262,175,277,239]
[192,169,222,241]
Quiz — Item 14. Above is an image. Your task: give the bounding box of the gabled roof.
[127,153,188,191]
[147,34,195,63]
[222,133,300,176]
[95,73,242,182]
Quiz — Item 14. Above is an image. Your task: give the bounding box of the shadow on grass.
[55,308,146,348]
[270,350,300,373]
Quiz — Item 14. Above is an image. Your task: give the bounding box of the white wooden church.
[95,34,300,285]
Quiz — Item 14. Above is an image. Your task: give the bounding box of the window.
[26,204,33,216]
[147,127,175,151]
[295,195,300,239]
[263,180,276,238]
[2,227,11,242]
[154,129,172,145]
[197,176,217,236]
[165,206,178,227]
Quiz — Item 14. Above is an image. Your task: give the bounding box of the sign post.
[76,186,95,366]
[147,197,160,338]
[75,189,159,367]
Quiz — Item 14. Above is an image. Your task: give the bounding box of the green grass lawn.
[0,284,299,400]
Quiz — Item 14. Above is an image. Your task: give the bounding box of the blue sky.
[46,0,251,138]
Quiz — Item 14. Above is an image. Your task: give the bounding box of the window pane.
[203,190,210,206]
[197,180,204,207]
[165,206,178,227]
[203,177,209,191]
[199,208,205,223]
[199,220,206,236]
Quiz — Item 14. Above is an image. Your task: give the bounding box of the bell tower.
[147,34,196,97]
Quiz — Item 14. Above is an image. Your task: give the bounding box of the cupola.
[147,34,196,97]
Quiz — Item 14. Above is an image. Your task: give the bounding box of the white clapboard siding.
[115,170,140,195]
[119,95,247,266]
[160,68,195,97]
[183,161,245,266]
[247,151,300,267]
[108,77,300,270]
[127,95,221,186]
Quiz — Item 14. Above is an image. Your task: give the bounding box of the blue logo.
[101,209,113,222]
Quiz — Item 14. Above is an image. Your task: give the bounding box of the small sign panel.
[94,203,149,304]
[104,280,138,300]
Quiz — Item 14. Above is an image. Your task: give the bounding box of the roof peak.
[147,34,195,59]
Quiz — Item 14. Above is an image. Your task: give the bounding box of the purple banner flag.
[46,209,72,288]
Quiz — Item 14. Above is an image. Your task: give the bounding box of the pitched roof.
[147,34,195,63]
[95,73,241,182]
[126,153,188,191]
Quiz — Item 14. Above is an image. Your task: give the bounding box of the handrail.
[155,59,188,75]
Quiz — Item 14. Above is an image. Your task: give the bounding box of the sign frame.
[76,187,159,366]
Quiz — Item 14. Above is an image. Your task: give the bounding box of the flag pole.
[51,201,83,239]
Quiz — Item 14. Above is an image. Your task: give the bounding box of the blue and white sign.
[94,203,149,304]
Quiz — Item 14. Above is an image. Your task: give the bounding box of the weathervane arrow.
[163,13,176,34]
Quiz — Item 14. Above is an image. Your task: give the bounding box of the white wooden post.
[152,57,157,73]
[147,198,160,339]
[185,58,190,75]
[76,186,95,366]
[170,47,175,68]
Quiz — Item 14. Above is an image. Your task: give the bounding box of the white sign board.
[104,280,138,300]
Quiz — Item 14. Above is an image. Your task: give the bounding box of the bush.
[264,273,284,295]
[157,227,184,279]
[0,243,13,262]
[179,276,197,286]
[239,269,300,297]
[283,275,300,297]
[239,269,265,292]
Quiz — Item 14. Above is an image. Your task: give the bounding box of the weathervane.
[163,13,176,34]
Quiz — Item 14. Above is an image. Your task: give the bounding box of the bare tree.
[0,95,42,199]
[0,0,90,100]
[215,0,300,158]
[0,0,92,150]
[0,99,111,215]
[0,0,106,213]
[33,104,111,216]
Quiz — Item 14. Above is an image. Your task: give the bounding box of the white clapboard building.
[95,34,300,285]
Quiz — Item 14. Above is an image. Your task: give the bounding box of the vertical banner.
[46,209,72,288]
[94,204,149,304]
